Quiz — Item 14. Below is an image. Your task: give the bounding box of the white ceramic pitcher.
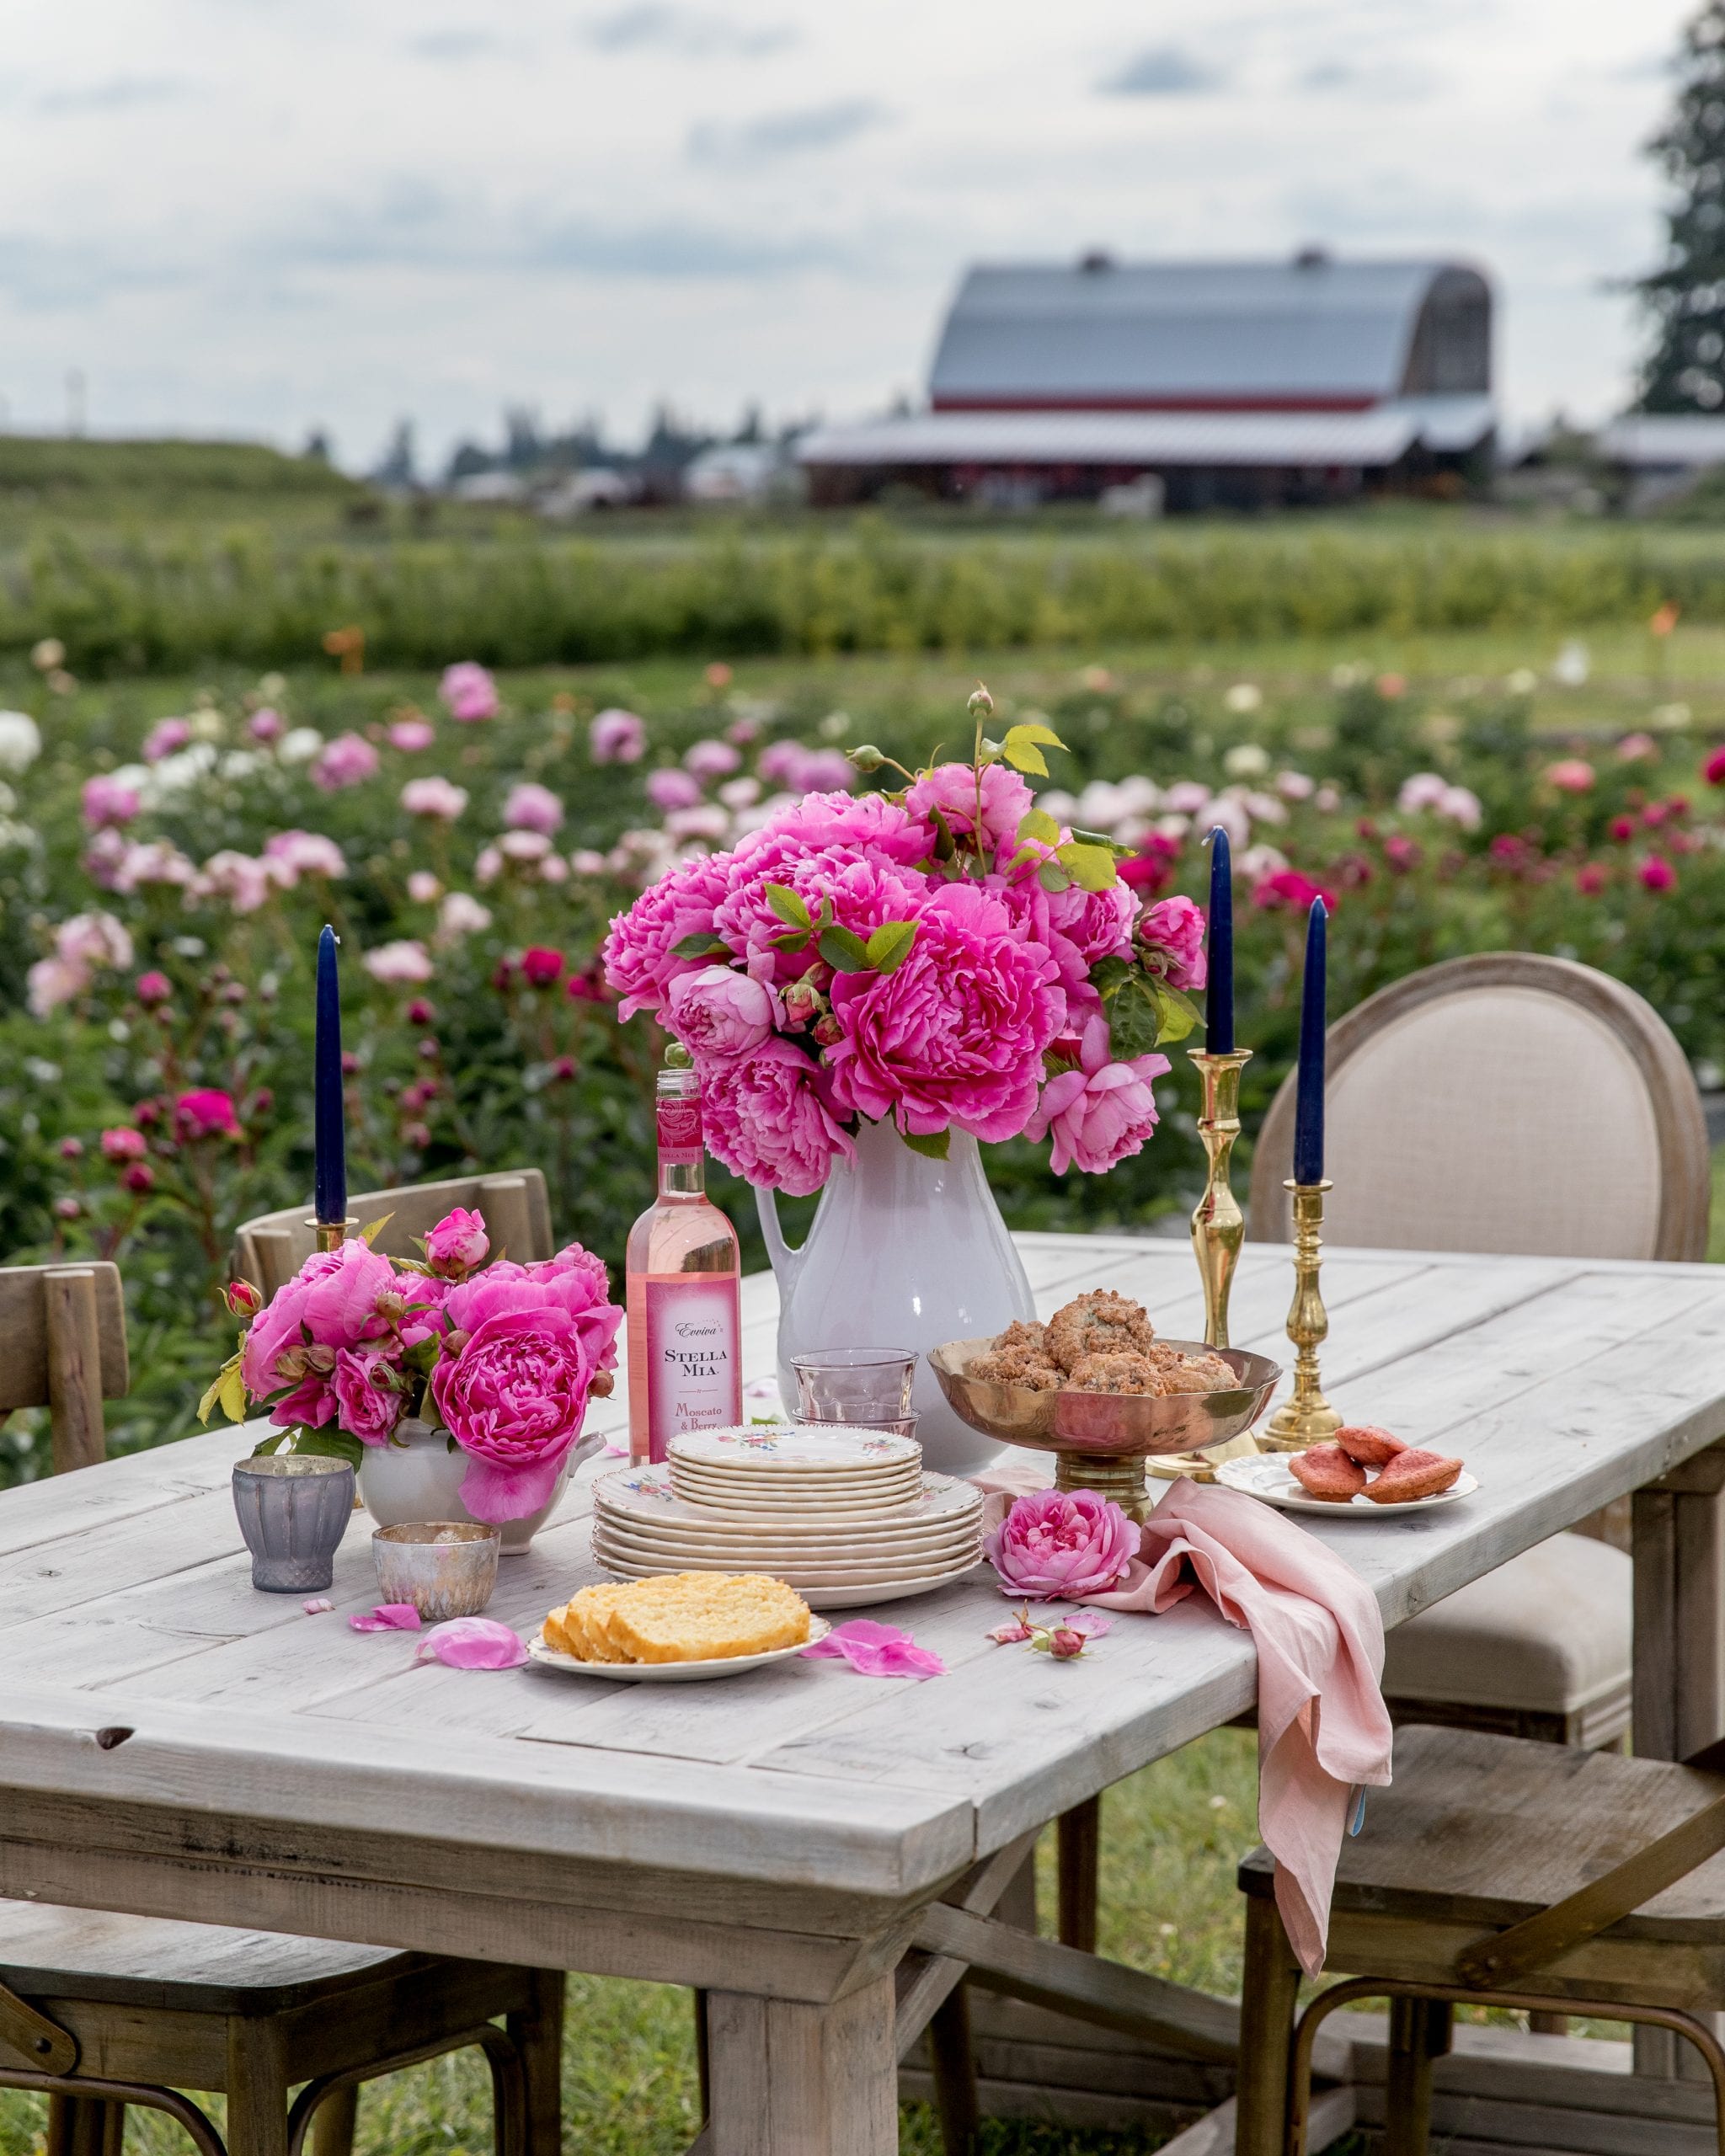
[756,1117,1034,1476]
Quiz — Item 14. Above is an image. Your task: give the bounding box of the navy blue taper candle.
[313,925,346,1228]
[1205,826,1234,1053]
[1292,898,1327,1184]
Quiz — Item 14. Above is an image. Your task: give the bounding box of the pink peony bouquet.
[602,696,1206,1195]
[202,1205,622,1523]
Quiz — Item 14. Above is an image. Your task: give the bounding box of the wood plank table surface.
[4,1233,1725,2156]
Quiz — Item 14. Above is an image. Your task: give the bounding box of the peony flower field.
[4,635,1725,1478]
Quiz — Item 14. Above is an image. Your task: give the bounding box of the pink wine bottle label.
[643,1275,742,1460]
[656,1095,703,1167]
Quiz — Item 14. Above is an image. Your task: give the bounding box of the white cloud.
[0,0,1699,461]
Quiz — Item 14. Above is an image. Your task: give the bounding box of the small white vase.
[357,1418,599,1555]
[756,1118,1035,1476]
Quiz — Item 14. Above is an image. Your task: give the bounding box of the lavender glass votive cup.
[232,1454,355,1593]
[790,1347,917,1425]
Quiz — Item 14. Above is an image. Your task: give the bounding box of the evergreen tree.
[1637,3,1725,411]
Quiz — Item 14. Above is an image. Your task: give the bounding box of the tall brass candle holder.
[1151,1047,1255,1482]
[307,1217,356,1255]
[1260,1178,1343,1451]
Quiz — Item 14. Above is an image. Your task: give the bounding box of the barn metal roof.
[796,399,1494,472]
[927,259,1488,408]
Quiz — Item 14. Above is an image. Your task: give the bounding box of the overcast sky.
[0,0,1698,468]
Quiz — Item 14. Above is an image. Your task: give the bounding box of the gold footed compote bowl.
[928,1339,1282,1524]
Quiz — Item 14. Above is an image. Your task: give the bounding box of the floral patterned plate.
[668,1426,921,1472]
[597,1465,980,1532]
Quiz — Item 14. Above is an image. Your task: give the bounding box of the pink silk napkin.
[975,1469,1391,1972]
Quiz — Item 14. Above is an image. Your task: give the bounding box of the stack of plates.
[591,1430,985,1609]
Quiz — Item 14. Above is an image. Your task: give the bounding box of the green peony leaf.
[899,1125,951,1161]
[929,803,957,863]
[1038,860,1072,894]
[1001,722,1069,777]
[670,931,733,958]
[1056,840,1119,892]
[863,920,919,974]
[817,925,871,973]
[765,883,811,930]
[1016,806,1063,847]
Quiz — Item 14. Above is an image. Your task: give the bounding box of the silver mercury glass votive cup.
[372,1521,500,1619]
[232,1454,355,1593]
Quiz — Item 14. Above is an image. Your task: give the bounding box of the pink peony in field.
[388,715,435,752]
[505,782,565,835]
[177,1088,240,1139]
[439,662,499,723]
[684,737,742,781]
[646,767,702,812]
[199,851,275,913]
[590,707,647,763]
[81,775,141,830]
[100,1126,147,1161]
[984,1488,1139,1599]
[264,830,347,879]
[825,880,1060,1142]
[312,733,380,792]
[248,707,286,744]
[142,716,192,763]
[700,1037,855,1196]
[364,939,435,985]
[1025,1011,1172,1176]
[401,776,469,820]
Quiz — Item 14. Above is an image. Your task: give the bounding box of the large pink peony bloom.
[431,1257,621,1518]
[905,760,1034,856]
[748,789,934,869]
[333,1348,405,1445]
[715,849,927,985]
[984,1488,1139,1599]
[666,963,782,1059]
[1046,879,1137,970]
[601,851,734,1018]
[241,1240,400,1409]
[1135,894,1207,990]
[1025,1012,1172,1176]
[825,880,1061,1142]
[700,1038,855,1196]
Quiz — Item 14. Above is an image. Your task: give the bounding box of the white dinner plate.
[592,1518,982,1563]
[598,1465,980,1533]
[591,1533,984,1587]
[670,1465,923,1495]
[665,1486,924,1518]
[1214,1454,1478,1515]
[527,1616,831,1684]
[669,1427,921,1472]
[593,1511,979,1552]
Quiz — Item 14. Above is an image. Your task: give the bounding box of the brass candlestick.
[1188,1048,1252,1349]
[307,1217,356,1254]
[1151,1047,1256,1483]
[1261,1179,1343,1451]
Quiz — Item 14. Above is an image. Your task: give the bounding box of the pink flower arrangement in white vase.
[602,694,1207,1472]
[205,1205,622,1550]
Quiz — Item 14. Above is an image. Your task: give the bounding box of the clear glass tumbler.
[790,1346,917,1427]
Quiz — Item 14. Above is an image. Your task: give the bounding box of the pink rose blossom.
[82,775,141,830]
[666,963,782,1059]
[825,880,1060,1143]
[248,707,286,743]
[401,776,469,820]
[424,1205,490,1277]
[647,767,702,812]
[685,737,742,780]
[505,782,565,835]
[1641,854,1677,893]
[143,717,192,763]
[389,716,435,751]
[984,1488,1139,1599]
[601,851,734,1018]
[176,1088,240,1139]
[364,939,434,985]
[100,1126,147,1161]
[1546,759,1595,794]
[590,707,647,763]
[312,733,380,792]
[333,1348,405,1445]
[265,830,347,879]
[1135,894,1208,990]
[1026,1011,1172,1176]
[700,1038,855,1196]
[439,662,499,723]
[905,760,1034,856]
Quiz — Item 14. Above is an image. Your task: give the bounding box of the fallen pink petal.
[987,1607,1036,1644]
[415,1618,529,1669]
[302,1597,333,1614]
[349,1603,423,1631]
[803,1618,946,1679]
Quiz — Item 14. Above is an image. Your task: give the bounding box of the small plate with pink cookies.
[1215,1427,1477,1515]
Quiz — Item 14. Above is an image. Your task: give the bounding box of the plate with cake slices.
[533,1572,831,1681]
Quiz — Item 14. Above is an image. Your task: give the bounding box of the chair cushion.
[1381,1533,1631,1716]
[1,1903,415,2014]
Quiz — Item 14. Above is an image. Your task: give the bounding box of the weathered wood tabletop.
[4,1234,1725,2156]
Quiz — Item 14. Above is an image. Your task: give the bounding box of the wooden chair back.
[1247,953,1709,1260]
[0,1262,129,1473]
[232,1169,556,1301]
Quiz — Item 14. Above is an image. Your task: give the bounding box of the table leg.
[1633,1444,1725,2080]
[928,1984,980,2154]
[1057,1796,1101,1954]
[705,1972,898,2156]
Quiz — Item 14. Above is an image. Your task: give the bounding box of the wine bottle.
[625,1045,743,1463]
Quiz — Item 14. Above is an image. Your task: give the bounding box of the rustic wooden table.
[3,1234,1725,2156]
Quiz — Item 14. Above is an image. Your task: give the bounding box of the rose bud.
[812,1013,843,1048]
[121,1163,155,1193]
[590,1369,615,1398]
[1047,1627,1089,1660]
[225,1278,264,1319]
[849,743,886,772]
[782,979,821,1028]
[302,1344,337,1375]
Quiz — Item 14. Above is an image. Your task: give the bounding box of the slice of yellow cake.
[606,1573,811,1665]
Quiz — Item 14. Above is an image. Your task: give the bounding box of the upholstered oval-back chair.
[233,1169,554,1300]
[1249,952,1709,1750]
[1248,951,1709,1261]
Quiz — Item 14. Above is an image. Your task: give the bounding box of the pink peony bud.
[134,970,173,1006]
[122,1163,155,1193]
[101,1126,147,1161]
[423,1205,490,1279]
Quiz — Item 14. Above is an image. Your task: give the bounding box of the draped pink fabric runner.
[974,1469,1392,1972]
